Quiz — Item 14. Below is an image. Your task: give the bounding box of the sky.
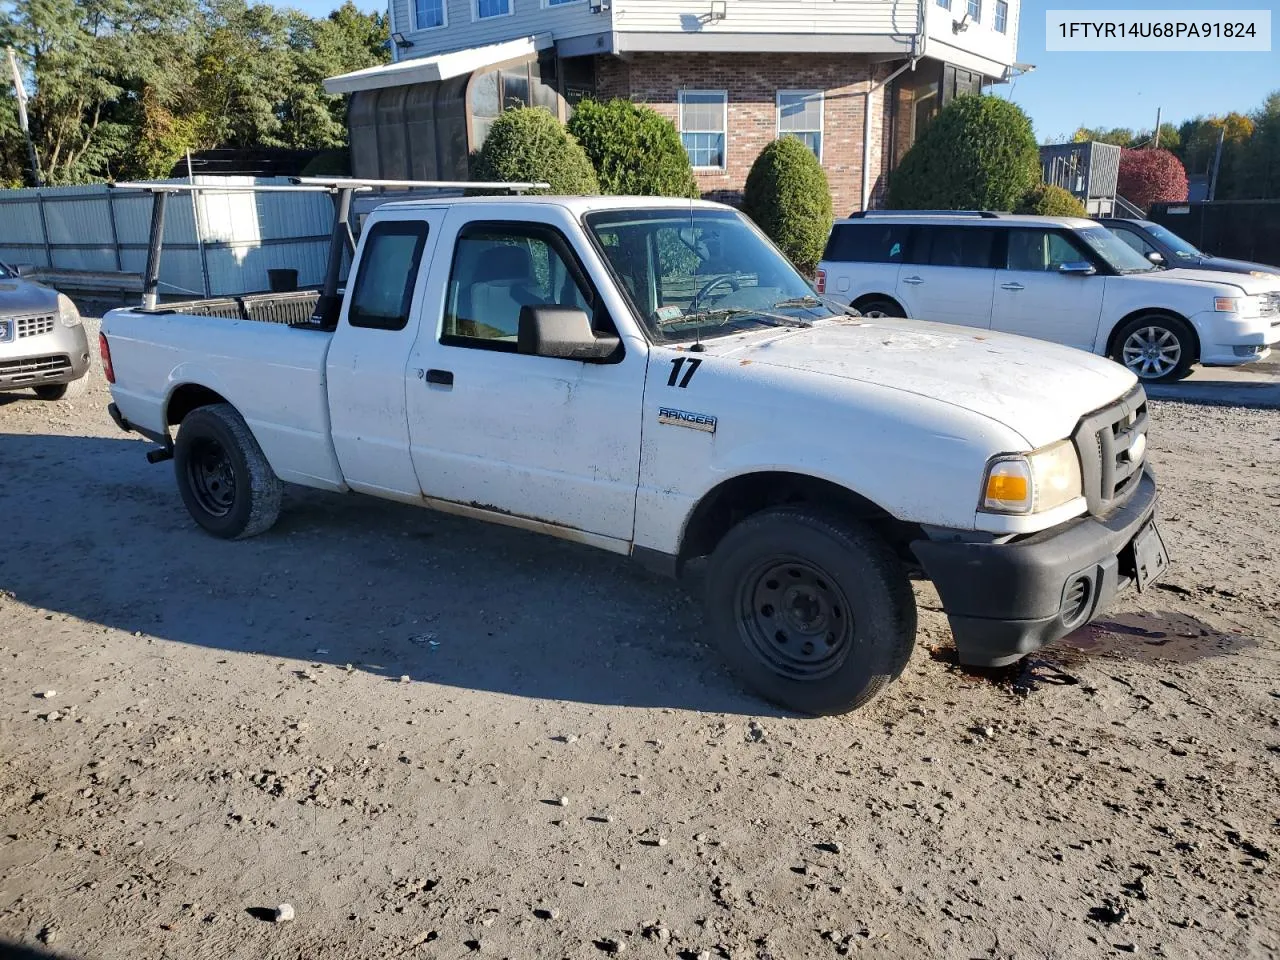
[998,0,1279,142]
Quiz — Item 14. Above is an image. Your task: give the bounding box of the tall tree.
[1233,90,1280,200]
[0,0,197,182]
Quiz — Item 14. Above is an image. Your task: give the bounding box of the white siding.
[923,0,1018,72]
[612,0,916,35]
[392,0,603,57]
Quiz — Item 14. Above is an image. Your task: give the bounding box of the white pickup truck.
[101,194,1168,715]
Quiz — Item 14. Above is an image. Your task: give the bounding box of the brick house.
[324,0,1027,213]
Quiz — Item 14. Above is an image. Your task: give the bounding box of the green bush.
[887,95,1040,212]
[741,136,833,274]
[567,98,699,198]
[470,107,599,195]
[1015,183,1087,216]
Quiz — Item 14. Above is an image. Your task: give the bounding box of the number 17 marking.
[668,357,702,388]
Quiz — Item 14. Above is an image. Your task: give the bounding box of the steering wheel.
[694,273,742,307]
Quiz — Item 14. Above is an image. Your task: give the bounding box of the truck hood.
[1139,267,1280,295]
[708,317,1137,448]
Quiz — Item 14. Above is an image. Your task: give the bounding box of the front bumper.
[0,322,90,391]
[912,469,1162,667]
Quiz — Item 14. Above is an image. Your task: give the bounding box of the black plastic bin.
[267,268,299,293]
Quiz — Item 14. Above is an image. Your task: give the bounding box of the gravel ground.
[1,324,1277,960]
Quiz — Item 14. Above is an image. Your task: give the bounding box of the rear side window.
[348,221,430,331]
[914,226,996,268]
[823,223,910,263]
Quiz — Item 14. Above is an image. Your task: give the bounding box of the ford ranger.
[101,195,1168,715]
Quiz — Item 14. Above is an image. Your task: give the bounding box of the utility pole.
[6,46,42,187]
[1152,107,1161,149]
[1208,125,1226,201]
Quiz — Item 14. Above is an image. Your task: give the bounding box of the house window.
[994,0,1007,32]
[545,0,580,5]
[777,90,823,160]
[413,0,445,29]
[966,0,980,22]
[936,0,950,7]
[679,90,727,170]
[475,0,511,19]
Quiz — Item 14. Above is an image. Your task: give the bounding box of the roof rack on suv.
[847,210,1004,219]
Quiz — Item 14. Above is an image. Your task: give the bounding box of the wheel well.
[1105,309,1200,361]
[166,384,228,427]
[851,293,904,313]
[678,472,923,574]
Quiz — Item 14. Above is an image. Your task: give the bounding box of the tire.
[704,506,917,716]
[1109,313,1196,383]
[173,403,283,539]
[852,297,905,319]
[34,383,68,400]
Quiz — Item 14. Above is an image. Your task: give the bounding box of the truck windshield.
[583,208,840,343]
[1075,225,1159,274]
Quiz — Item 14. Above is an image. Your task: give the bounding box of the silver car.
[0,261,90,400]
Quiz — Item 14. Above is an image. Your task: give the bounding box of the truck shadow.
[0,432,783,717]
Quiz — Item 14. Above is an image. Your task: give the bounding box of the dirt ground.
[1,326,1277,960]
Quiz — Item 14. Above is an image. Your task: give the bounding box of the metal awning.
[323,33,554,95]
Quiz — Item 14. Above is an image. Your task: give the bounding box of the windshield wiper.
[661,307,810,330]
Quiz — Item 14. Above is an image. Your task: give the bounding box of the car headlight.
[1249,271,1279,279]
[57,293,81,327]
[981,439,1083,515]
[1215,295,1260,319]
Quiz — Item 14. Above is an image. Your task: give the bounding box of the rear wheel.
[34,384,68,401]
[173,403,282,539]
[851,297,904,319]
[1110,314,1196,383]
[704,506,916,715]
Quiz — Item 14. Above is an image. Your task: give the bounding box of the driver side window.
[1006,229,1088,272]
[442,223,593,350]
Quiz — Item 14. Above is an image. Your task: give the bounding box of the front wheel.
[34,384,68,401]
[173,403,283,539]
[1110,314,1196,383]
[704,507,917,715]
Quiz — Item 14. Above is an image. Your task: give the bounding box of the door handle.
[1001,282,1025,291]
[425,369,454,386]
[902,276,924,285]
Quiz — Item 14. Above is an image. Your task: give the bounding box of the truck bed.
[143,290,322,326]
[103,304,346,491]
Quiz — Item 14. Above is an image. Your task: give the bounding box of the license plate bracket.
[1129,518,1169,592]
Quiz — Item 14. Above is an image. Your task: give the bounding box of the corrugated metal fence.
[0,176,334,297]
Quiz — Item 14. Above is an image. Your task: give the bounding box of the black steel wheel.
[736,556,856,681]
[173,403,283,539]
[705,506,916,715]
[184,435,237,518]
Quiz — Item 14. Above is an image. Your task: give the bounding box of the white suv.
[816,212,1280,382]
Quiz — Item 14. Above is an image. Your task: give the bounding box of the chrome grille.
[0,354,71,383]
[1072,385,1149,516]
[1259,292,1280,319]
[16,314,56,338]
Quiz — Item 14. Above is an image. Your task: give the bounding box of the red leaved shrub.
[1117,148,1189,211]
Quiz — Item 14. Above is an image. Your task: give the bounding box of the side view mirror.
[1058,261,1097,276]
[518,305,620,362]
[1147,251,1165,265]
[12,263,35,277]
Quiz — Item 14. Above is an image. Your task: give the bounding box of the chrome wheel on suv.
[1111,314,1196,383]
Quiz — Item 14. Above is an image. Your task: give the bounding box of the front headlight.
[1215,295,1260,319]
[57,293,81,328]
[981,440,1083,515]
[1249,271,1279,279]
